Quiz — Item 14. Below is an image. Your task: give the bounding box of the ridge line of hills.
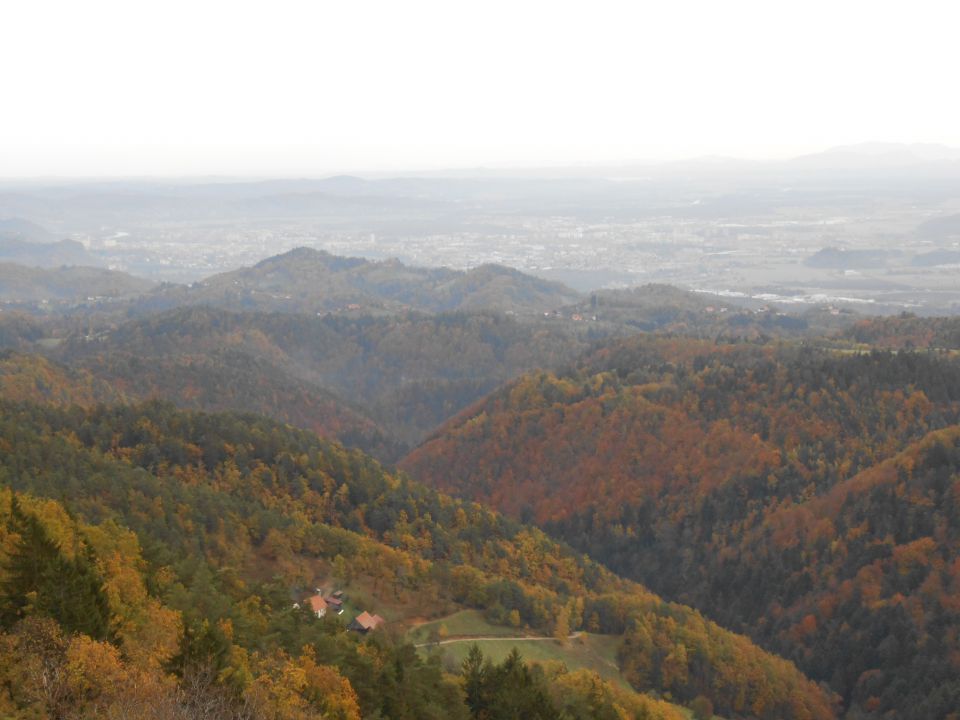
[0,245,581,316]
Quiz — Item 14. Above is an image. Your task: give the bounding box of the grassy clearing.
[407,610,518,643]
[423,632,628,689]
[407,612,727,719]
[406,612,728,719]
[409,611,625,686]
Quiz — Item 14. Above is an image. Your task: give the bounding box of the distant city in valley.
[3,142,960,316]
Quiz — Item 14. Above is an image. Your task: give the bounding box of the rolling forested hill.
[0,246,579,319]
[0,399,836,719]
[0,312,46,350]
[56,306,592,453]
[0,262,155,303]
[840,313,960,349]
[402,337,960,718]
[0,349,402,460]
[133,247,582,316]
[19,272,857,459]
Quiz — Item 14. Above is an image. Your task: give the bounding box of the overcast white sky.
[2,0,959,177]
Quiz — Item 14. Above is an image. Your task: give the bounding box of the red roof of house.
[352,611,385,630]
[308,595,328,613]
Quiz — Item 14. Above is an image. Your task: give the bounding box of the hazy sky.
[3,0,959,177]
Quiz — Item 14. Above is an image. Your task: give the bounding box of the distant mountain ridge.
[0,262,155,303]
[0,217,55,243]
[0,238,93,268]
[143,247,581,315]
[0,246,581,317]
[0,217,101,268]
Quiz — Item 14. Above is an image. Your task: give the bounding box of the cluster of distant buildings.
[300,587,386,633]
[307,589,344,617]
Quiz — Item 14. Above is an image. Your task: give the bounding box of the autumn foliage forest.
[2,266,960,718]
[0,400,835,719]
[404,335,960,718]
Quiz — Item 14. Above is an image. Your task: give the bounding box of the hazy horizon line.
[2,140,959,184]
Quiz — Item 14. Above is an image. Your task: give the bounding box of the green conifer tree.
[0,497,111,640]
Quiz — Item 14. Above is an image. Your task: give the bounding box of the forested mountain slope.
[841,313,960,349]
[54,288,846,454]
[0,399,837,719]
[6,268,862,459]
[0,349,401,460]
[58,306,591,450]
[0,262,155,302]
[402,337,960,718]
[0,312,45,350]
[0,351,124,406]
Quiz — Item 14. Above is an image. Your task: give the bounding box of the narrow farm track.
[414,631,583,648]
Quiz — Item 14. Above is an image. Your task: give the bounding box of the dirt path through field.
[414,631,582,648]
